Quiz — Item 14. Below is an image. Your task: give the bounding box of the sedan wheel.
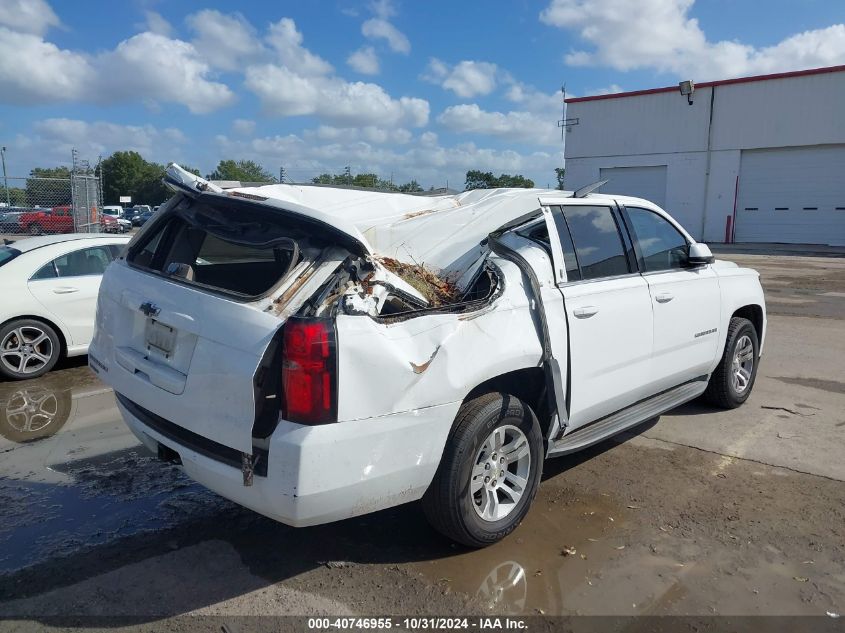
[0,320,61,380]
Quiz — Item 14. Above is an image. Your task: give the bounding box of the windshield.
[0,246,21,268]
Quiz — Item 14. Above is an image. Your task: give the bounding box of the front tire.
[0,319,61,380]
[703,317,759,408]
[423,393,543,548]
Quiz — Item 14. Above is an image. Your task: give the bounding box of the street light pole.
[0,146,9,207]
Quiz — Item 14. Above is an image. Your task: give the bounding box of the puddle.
[409,490,657,615]
[0,367,232,574]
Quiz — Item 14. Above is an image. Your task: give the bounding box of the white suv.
[90,165,766,546]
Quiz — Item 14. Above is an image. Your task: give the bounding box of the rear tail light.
[281,317,338,425]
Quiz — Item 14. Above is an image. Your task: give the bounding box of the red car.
[19,206,75,235]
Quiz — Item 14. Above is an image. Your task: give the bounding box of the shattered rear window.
[127,198,303,300]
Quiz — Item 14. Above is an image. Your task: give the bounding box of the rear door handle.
[573,305,599,318]
[655,292,674,303]
[52,286,79,294]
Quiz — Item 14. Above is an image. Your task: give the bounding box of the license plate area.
[145,319,176,357]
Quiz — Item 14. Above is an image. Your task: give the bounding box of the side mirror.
[688,242,715,266]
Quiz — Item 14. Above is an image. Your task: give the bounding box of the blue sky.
[1,0,843,188]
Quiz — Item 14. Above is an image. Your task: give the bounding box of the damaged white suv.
[90,165,766,547]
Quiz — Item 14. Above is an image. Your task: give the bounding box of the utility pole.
[1,146,9,207]
[279,166,286,183]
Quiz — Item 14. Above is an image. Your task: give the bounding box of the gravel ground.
[0,248,843,629]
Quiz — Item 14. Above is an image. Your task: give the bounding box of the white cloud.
[504,82,563,114]
[540,0,845,79]
[187,9,261,71]
[423,59,500,98]
[308,125,413,145]
[267,18,333,76]
[369,0,397,19]
[232,119,256,136]
[245,64,428,128]
[347,45,380,75]
[102,32,235,114]
[0,24,233,113]
[0,0,59,36]
[362,18,410,54]
[16,118,186,166]
[214,132,558,189]
[0,28,94,103]
[438,104,559,146]
[142,11,173,37]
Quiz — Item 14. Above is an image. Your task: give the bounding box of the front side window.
[561,205,629,281]
[624,207,688,272]
[51,246,113,277]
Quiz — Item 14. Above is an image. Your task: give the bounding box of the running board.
[547,378,708,457]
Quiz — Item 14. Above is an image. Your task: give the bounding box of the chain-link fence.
[1,174,103,235]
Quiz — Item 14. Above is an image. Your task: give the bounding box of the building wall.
[564,69,845,242]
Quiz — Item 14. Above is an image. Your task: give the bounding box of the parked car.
[0,233,131,380]
[102,206,132,232]
[90,164,766,547]
[19,206,74,235]
[132,210,154,227]
[100,213,128,234]
[0,210,26,233]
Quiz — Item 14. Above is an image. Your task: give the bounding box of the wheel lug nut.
[484,476,490,483]
[485,463,490,470]
[492,480,497,486]
[500,457,505,463]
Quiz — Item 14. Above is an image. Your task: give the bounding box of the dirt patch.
[379,257,460,306]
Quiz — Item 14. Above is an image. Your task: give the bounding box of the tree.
[465,170,497,190]
[26,166,72,207]
[207,159,275,182]
[464,170,535,190]
[311,171,421,192]
[100,151,170,205]
[5,187,27,206]
[555,167,566,190]
[496,174,535,188]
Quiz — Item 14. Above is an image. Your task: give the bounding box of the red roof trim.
[565,64,845,103]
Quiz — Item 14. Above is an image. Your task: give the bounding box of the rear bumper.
[117,398,459,527]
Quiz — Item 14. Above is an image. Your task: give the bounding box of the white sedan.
[0,233,131,380]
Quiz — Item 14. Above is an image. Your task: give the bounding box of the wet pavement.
[0,362,231,574]
[0,251,843,621]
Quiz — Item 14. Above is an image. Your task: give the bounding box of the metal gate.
[0,152,103,235]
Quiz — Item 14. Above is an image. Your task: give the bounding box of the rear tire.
[0,319,61,380]
[28,223,42,236]
[703,317,759,409]
[422,393,543,548]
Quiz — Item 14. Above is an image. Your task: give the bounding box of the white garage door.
[599,166,667,209]
[734,145,845,245]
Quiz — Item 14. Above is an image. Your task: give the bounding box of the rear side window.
[52,246,113,277]
[624,207,688,272]
[560,205,629,281]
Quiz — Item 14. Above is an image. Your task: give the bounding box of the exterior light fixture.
[679,80,695,105]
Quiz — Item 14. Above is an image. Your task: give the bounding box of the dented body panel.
[91,166,767,528]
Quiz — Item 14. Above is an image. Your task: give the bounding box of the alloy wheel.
[731,334,754,394]
[471,424,531,521]
[1,326,54,376]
